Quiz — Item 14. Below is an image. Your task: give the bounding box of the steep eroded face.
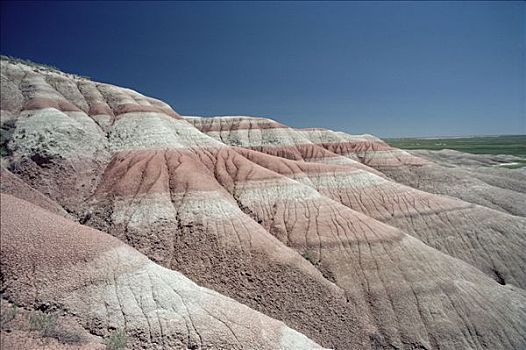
[1,58,526,350]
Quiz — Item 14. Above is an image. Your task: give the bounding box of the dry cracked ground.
[1,58,525,350]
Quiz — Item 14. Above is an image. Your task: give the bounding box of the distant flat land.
[386,135,526,159]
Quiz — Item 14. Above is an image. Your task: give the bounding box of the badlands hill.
[1,57,526,350]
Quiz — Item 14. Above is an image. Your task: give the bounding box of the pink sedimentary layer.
[2,60,526,350]
[85,146,526,349]
[1,60,180,124]
[0,194,327,349]
[184,115,288,132]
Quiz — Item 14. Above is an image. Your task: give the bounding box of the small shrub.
[0,117,17,157]
[105,329,128,350]
[28,311,83,344]
[1,55,60,73]
[1,304,18,329]
[302,250,319,265]
[0,55,91,80]
[47,327,83,344]
[28,312,57,337]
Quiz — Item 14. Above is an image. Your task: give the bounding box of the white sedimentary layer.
[64,245,327,349]
[109,113,224,151]
[175,191,241,220]
[45,74,90,112]
[235,178,323,205]
[306,155,366,166]
[204,128,311,147]
[111,193,177,229]
[19,73,67,103]
[97,84,146,110]
[111,191,242,230]
[298,129,423,164]
[293,170,388,189]
[298,129,380,144]
[342,149,416,159]
[10,108,107,159]
[90,114,113,131]
[184,115,282,125]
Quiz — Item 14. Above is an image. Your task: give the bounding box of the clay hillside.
[1,57,525,350]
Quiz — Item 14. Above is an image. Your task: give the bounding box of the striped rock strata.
[384,149,526,217]
[85,147,526,349]
[187,117,526,288]
[1,58,526,350]
[1,193,325,349]
[187,117,525,217]
[297,126,526,217]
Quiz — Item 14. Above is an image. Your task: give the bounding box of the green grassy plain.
[386,135,526,158]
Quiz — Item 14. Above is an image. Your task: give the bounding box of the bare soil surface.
[1,58,526,349]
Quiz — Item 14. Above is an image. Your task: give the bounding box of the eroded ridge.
[85,146,526,349]
[2,59,526,350]
[0,193,327,350]
[187,116,526,288]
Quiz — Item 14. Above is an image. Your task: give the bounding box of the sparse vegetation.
[28,311,83,344]
[0,117,16,157]
[386,135,526,158]
[0,54,90,80]
[105,329,128,350]
[302,250,319,266]
[1,54,61,73]
[1,303,18,329]
[28,312,58,337]
[47,327,84,345]
[499,159,526,169]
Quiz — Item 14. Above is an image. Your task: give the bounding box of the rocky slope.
[1,58,525,349]
[1,193,324,349]
[186,117,526,287]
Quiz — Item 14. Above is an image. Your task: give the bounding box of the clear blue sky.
[1,1,524,137]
